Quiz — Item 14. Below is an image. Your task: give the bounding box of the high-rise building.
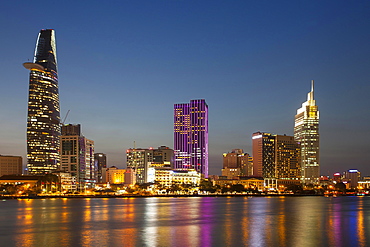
[252,132,275,178]
[23,29,60,175]
[126,148,151,184]
[275,135,301,180]
[294,80,320,183]
[174,99,208,177]
[94,153,107,183]
[60,124,95,190]
[126,146,174,184]
[252,132,301,180]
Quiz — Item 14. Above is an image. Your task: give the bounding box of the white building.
[294,80,320,184]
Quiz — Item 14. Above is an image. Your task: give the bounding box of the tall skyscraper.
[174,99,208,177]
[294,80,320,183]
[23,29,60,175]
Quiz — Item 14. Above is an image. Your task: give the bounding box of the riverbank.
[1,193,367,200]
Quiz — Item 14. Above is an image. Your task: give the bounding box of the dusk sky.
[1,1,370,176]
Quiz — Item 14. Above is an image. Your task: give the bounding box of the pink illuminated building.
[174,99,208,177]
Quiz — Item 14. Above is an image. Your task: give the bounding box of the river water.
[0,196,369,247]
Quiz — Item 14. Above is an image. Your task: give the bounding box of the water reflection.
[1,196,370,246]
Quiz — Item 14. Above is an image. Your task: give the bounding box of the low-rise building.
[0,155,23,176]
[215,176,264,191]
[172,169,201,186]
[154,167,173,188]
[103,167,136,185]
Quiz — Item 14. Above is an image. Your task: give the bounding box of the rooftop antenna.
[134,141,136,149]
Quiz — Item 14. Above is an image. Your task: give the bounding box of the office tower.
[174,99,208,177]
[275,135,301,180]
[126,148,151,184]
[222,149,251,178]
[126,146,174,184]
[252,132,301,180]
[23,29,60,175]
[0,155,23,176]
[252,132,275,178]
[294,80,320,183]
[60,124,95,190]
[94,153,107,183]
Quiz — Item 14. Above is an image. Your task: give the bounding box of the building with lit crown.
[23,29,61,175]
[174,99,208,177]
[343,169,360,189]
[294,80,320,183]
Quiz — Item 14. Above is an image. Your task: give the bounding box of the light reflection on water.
[1,196,369,246]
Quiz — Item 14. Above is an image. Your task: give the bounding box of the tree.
[199,179,216,192]
[231,184,244,193]
[335,182,346,193]
[37,174,59,193]
[286,184,303,194]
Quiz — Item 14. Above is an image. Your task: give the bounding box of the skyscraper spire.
[311,79,314,93]
[307,80,315,101]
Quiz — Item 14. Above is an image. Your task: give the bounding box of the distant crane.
[61,110,70,126]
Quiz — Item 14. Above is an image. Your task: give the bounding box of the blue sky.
[1,1,370,176]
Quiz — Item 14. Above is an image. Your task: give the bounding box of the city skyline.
[1,1,370,176]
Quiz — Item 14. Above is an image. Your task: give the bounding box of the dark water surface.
[0,196,369,247]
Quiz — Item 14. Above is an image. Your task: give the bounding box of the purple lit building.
[174,99,208,177]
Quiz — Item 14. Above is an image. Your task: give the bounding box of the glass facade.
[60,135,95,191]
[252,132,275,178]
[94,153,107,183]
[24,29,60,175]
[294,80,320,183]
[275,135,301,179]
[174,99,208,177]
[126,149,151,184]
[252,133,301,180]
[126,147,174,184]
